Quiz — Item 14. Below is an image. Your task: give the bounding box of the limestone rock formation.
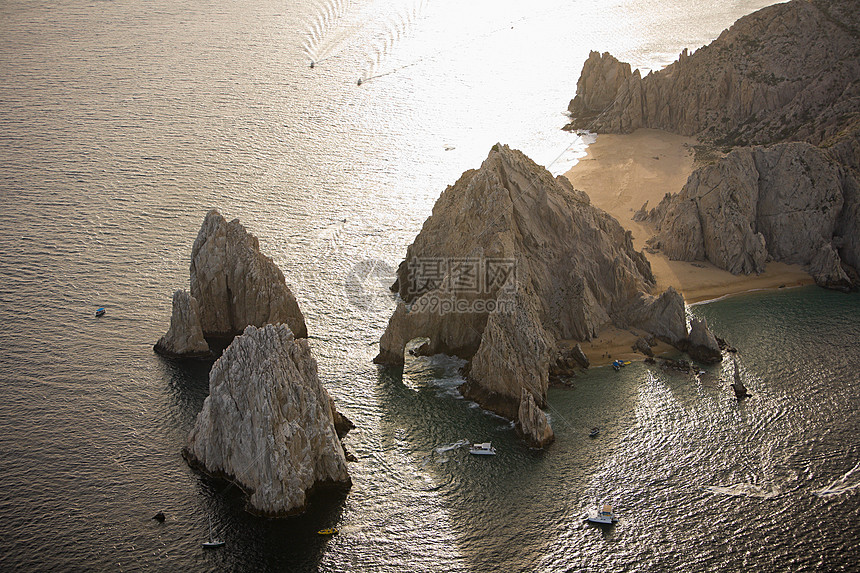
[568,51,633,125]
[685,317,722,364]
[184,324,349,516]
[567,0,860,147]
[517,388,555,449]
[153,289,212,359]
[551,342,590,378]
[626,287,688,345]
[643,142,857,288]
[375,144,704,436]
[567,0,860,290]
[190,210,307,339]
[633,337,654,357]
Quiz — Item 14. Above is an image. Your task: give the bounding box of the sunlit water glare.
[3,0,858,570]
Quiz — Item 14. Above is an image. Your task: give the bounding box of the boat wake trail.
[357,0,429,85]
[435,438,470,454]
[703,483,782,499]
[302,0,358,65]
[814,460,860,497]
[420,438,469,466]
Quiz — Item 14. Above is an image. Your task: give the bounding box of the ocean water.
[2,0,858,570]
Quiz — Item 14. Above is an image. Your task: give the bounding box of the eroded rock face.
[568,51,633,123]
[153,289,212,359]
[644,142,856,288]
[567,0,859,290]
[567,1,860,147]
[517,388,555,449]
[190,210,307,339]
[626,287,688,345]
[184,324,349,516]
[686,317,722,364]
[375,144,699,433]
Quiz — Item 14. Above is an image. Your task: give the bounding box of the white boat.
[586,503,618,524]
[469,442,496,455]
[202,517,225,548]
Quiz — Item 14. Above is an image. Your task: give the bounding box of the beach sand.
[564,128,814,365]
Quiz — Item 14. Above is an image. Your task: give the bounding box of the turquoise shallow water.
[2,0,858,570]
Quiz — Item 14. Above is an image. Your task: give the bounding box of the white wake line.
[703,483,782,499]
[814,460,860,497]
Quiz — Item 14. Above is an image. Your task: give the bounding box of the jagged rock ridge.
[184,324,350,516]
[155,209,308,357]
[191,209,307,339]
[567,0,860,147]
[567,0,860,290]
[642,142,856,289]
[375,144,714,440]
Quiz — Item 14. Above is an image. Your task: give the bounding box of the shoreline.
[564,128,815,365]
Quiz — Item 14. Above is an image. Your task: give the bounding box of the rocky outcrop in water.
[568,0,860,290]
[642,142,856,290]
[375,144,712,438]
[153,289,212,359]
[685,317,722,364]
[517,388,554,449]
[567,0,860,147]
[190,209,307,339]
[184,324,350,516]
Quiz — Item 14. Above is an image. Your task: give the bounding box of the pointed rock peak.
[517,387,555,449]
[189,210,308,339]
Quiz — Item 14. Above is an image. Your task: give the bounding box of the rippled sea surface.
[3,0,858,570]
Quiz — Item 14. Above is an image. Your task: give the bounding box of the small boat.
[611,359,631,371]
[317,528,338,536]
[469,442,497,455]
[589,427,600,438]
[95,307,106,317]
[586,503,618,525]
[202,517,225,548]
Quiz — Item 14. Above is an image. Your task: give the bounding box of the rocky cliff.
[153,289,212,358]
[190,209,307,339]
[375,144,713,438]
[184,324,350,516]
[568,0,860,290]
[642,141,856,290]
[567,0,860,147]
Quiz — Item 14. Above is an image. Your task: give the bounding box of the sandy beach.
[564,128,814,365]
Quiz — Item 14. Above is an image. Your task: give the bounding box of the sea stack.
[517,388,554,448]
[567,0,859,290]
[190,209,308,339]
[685,317,722,364]
[153,289,212,359]
[375,144,711,443]
[184,323,350,516]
